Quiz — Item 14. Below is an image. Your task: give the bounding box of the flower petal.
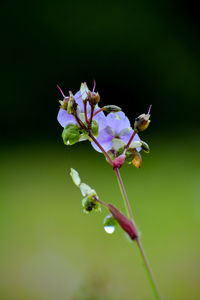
[91,128,113,153]
[106,111,130,134]
[120,130,141,152]
[57,109,76,128]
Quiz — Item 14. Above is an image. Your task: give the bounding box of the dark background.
[1,1,200,300]
[1,0,200,141]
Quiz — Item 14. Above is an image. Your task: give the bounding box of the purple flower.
[57,88,106,132]
[91,111,141,153]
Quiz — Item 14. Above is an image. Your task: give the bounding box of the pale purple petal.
[91,128,113,153]
[120,130,141,152]
[74,91,85,111]
[57,109,76,128]
[93,110,107,131]
[106,111,130,134]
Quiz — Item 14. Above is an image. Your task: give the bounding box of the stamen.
[57,85,66,98]
[92,80,96,92]
[147,104,152,115]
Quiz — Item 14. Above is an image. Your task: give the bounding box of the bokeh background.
[1,1,200,299]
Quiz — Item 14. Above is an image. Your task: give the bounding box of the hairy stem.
[114,167,162,300]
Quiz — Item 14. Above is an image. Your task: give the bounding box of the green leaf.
[91,120,99,137]
[62,124,81,145]
[70,168,81,186]
[80,183,96,197]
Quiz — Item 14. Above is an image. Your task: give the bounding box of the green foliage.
[62,124,81,145]
[91,120,99,137]
[82,196,101,214]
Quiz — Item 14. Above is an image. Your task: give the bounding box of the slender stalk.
[114,168,135,226]
[88,130,114,167]
[89,106,94,125]
[84,101,89,124]
[114,167,162,300]
[125,130,137,150]
[93,107,104,117]
[136,239,162,300]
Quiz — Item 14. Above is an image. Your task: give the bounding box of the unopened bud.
[88,91,100,106]
[108,204,138,240]
[141,141,150,153]
[132,151,142,168]
[103,105,121,113]
[67,91,78,115]
[134,113,150,132]
[82,196,101,213]
[59,97,69,110]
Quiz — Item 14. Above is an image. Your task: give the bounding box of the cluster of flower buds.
[70,168,101,213]
[70,168,138,240]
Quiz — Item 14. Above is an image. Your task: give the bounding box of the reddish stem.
[93,107,104,117]
[84,101,89,124]
[88,130,114,167]
[125,130,137,150]
[89,106,94,125]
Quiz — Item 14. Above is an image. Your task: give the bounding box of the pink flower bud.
[112,154,126,169]
[108,204,138,240]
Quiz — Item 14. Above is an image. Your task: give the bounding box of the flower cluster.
[56,82,162,300]
[57,82,150,168]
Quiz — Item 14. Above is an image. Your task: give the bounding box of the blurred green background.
[1,0,200,299]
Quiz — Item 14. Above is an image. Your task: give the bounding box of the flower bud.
[141,141,150,153]
[67,91,78,115]
[80,82,89,101]
[134,113,150,132]
[103,105,121,113]
[108,204,138,240]
[59,97,69,110]
[132,151,142,168]
[82,196,101,213]
[88,91,100,106]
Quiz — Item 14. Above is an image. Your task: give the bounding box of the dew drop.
[104,225,115,234]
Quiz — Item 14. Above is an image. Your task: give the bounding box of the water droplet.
[104,225,115,234]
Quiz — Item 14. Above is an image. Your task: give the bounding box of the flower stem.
[93,107,104,117]
[125,130,137,150]
[84,101,89,124]
[136,239,162,300]
[114,167,162,300]
[88,130,114,167]
[114,168,135,226]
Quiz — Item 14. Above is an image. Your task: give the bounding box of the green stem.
[114,167,162,300]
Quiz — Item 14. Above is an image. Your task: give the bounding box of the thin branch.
[93,107,104,117]
[83,101,89,124]
[114,167,162,300]
[88,130,114,167]
[125,130,137,151]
